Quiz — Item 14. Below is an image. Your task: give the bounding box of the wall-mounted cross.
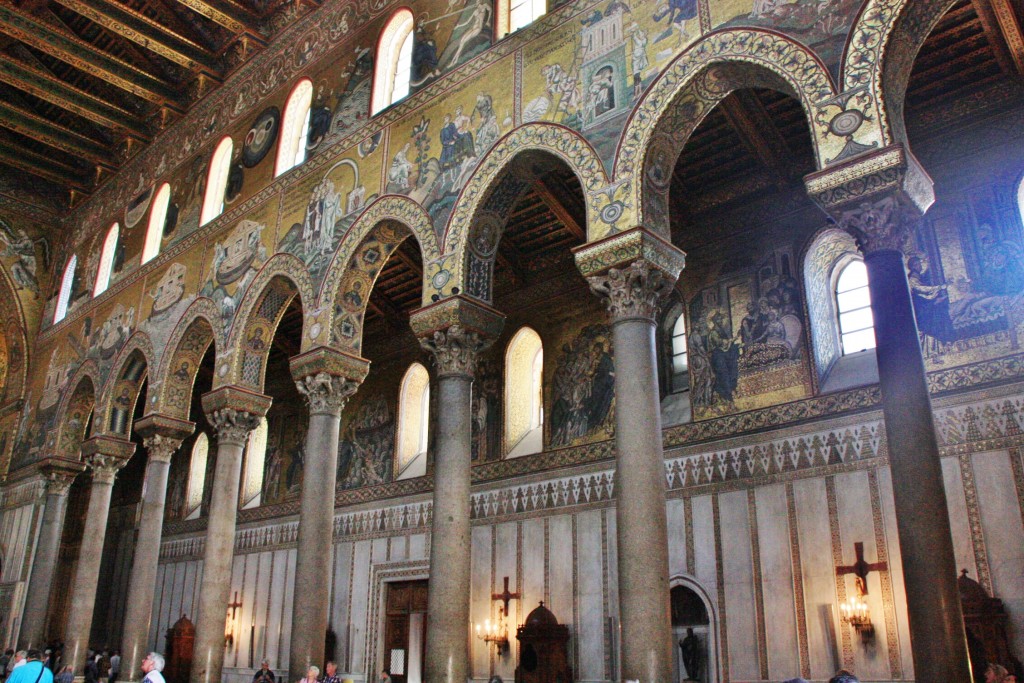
[227,591,243,620]
[492,576,521,614]
[836,541,887,596]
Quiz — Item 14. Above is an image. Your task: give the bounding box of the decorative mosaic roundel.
[242,106,281,168]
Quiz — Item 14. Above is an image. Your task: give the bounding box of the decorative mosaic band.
[572,227,686,280]
[289,345,371,384]
[133,413,196,442]
[80,434,137,460]
[408,295,506,340]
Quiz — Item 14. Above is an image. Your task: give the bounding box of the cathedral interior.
[0,0,1023,682]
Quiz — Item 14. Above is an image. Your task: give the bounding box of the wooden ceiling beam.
[0,53,149,136]
[971,0,1024,77]
[49,0,221,73]
[496,240,527,287]
[0,3,183,107]
[530,178,586,242]
[0,139,91,192]
[719,92,794,187]
[0,99,116,168]
[169,0,262,37]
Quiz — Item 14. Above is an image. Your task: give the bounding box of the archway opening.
[671,584,712,683]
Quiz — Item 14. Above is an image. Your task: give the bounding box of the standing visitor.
[6,651,53,683]
[141,653,165,683]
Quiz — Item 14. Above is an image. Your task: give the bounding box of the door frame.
[367,559,430,680]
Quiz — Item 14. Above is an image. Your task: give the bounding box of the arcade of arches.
[1,1,1024,683]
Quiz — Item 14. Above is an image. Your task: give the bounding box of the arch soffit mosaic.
[53,361,100,459]
[221,253,313,391]
[96,332,155,437]
[152,298,222,421]
[616,29,849,234]
[313,194,438,353]
[842,0,960,149]
[444,123,608,296]
[0,263,29,405]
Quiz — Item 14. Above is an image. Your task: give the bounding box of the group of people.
[780,663,1020,683]
[253,660,395,683]
[0,649,165,683]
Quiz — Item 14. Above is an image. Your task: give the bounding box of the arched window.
[672,313,688,374]
[201,137,233,226]
[836,260,876,354]
[276,80,314,177]
[497,0,545,37]
[240,417,268,509]
[185,432,209,520]
[94,223,119,296]
[396,362,430,480]
[371,10,415,115]
[54,254,77,324]
[142,184,170,265]
[505,327,543,458]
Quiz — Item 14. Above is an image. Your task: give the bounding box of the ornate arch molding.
[314,194,439,351]
[53,361,100,459]
[444,123,607,296]
[153,298,222,421]
[222,253,313,390]
[96,332,155,437]
[842,0,959,149]
[0,264,28,406]
[616,29,850,233]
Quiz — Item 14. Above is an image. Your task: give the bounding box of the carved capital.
[201,386,272,445]
[85,453,126,485]
[587,260,672,322]
[295,372,360,415]
[835,195,917,255]
[208,408,263,446]
[36,458,86,496]
[419,325,489,378]
[143,434,183,464]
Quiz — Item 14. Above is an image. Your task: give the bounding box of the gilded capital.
[201,386,272,445]
[135,414,195,464]
[410,296,504,379]
[290,347,370,415]
[142,434,183,464]
[37,458,85,497]
[85,453,127,485]
[587,260,671,322]
[80,435,134,485]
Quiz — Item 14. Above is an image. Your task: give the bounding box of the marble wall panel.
[494,521,519,682]
[521,518,545,614]
[792,477,839,679]
[576,510,604,683]
[972,450,1024,656]
[408,533,427,560]
[666,497,687,579]
[719,490,757,682]
[348,541,371,676]
[265,550,290,669]
[875,468,912,680]
[755,484,799,680]
[470,524,493,678]
[547,515,574,649]
[691,495,717,595]
[942,455,978,578]
[331,542,353,670]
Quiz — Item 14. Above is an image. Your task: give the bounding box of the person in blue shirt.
[6,651,53,683]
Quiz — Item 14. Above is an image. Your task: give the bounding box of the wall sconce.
[838,594,874,642]
[475,606,510,654]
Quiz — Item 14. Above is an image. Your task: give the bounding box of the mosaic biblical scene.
[263,404,309,505]
[198,212,273,327]
[549,324,615,448]
[338,394,395,488]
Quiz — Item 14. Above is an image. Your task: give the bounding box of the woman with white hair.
[297,665,318,683]
[141,653,165,683]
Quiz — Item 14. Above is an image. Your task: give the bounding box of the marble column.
[120,415,194,683]
[287,348,368,681]
[20,458,86,649]
[64,436,135,674]
[191,387,272,683]
[575,228,686,683]
[807,147,971,682]
[410,297,504,683]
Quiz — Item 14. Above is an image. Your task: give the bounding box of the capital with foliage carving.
[135,414,195,464]
[201,386,272,446]
[574,227,685,323]
[81,436,134,485]
[410,296,505,379]
[290,347,370,416]
[37,458,86,497]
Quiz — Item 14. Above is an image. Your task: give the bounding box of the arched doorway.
[670,581,716,683]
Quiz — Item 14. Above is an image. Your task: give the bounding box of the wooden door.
[383,580,428,683]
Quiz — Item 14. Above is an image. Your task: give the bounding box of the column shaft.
[610,317,673,683]
[20,488,72,648]
[65,475,117,673]
[190,438,246,683]
[288,409,342,680]
[120,456,173,682]
[865,249,971,682]
[424,374,473,683]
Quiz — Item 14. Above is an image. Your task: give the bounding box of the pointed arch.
[97,332,156,437]
[143,184,171,265]
[842,0,958,152]
[276,79,314,177]
[55,254,77,324]
[504,326,543,458]
[372,9,415,115]
[315,195,439,352]
[222,254,313,390]
[53,362,101,459]
[153,298,223,421]
[614,30,840,235]
[396,361,430,479]
[443,123,608,299]
[94,223,119,296]
[201,136,234,226]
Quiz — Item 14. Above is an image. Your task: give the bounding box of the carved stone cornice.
[201,385,272,445]
[410,296,505,379]
[290,346,370,416]
[573,227,685,323]
[37,457,86,497]
[805,144,935,215]
[833,195,919,255]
